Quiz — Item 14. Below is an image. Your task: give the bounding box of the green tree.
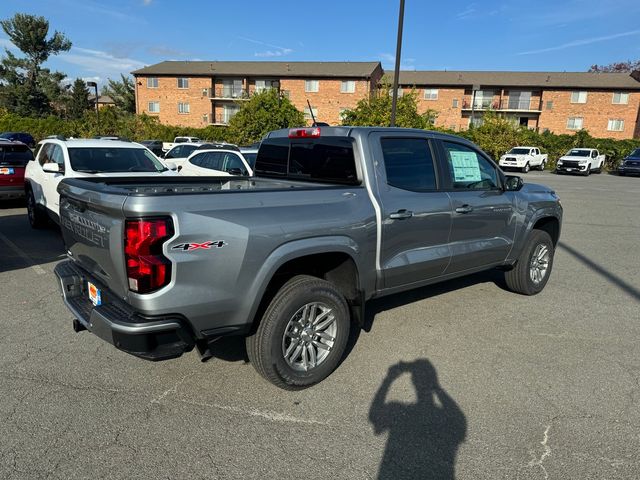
[464,111,522,160]
[227,89,304,144]
[101,74,136,113]
[66,78,92,119]
[341,86,436,128]
[0,13,71,116]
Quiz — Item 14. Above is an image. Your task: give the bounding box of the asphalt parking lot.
[1,171,639,479]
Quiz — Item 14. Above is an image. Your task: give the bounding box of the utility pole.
[390,0,405,127]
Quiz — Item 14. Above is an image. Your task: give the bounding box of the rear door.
[372,133,453,289]
[436,139,516,273]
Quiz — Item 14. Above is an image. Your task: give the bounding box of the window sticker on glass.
[450,151,481,182]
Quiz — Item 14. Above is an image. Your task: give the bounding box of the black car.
[618,148,640,176]
[0,132,35,148]
[139,140,164,156]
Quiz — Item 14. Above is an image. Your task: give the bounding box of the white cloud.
[57,47,146,82]
[255,49,293,58]
[237,36,293,58]
[143,0,152,4]
[456,3,477,19]
[518,29,640,55]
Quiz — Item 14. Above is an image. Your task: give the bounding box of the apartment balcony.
[462,98,541,112]
[206,87,250,100]
[461,99,499,110]
[209,113,238,126]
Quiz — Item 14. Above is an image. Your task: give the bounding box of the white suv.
[178,147,253,177]
[24,137,176,228]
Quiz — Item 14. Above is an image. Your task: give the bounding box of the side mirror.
[164,161,177,171]
[227,168,243,176]
[42,162,61,174]
[504,175,523,191]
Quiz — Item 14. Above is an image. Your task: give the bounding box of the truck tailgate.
[59,182,129,299]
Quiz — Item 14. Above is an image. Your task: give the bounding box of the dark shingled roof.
[384,71,640,90]
[132,61,382,78]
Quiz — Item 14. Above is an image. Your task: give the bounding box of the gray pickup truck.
[54,127,562,389]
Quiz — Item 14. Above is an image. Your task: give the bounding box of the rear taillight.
[124,218,173,294]
[288,127,321,138]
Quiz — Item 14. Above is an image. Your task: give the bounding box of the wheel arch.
[247,241,366,335]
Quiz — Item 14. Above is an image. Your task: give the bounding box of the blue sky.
[1,0,640,88]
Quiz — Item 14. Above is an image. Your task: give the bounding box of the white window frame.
[148,101,160,113]
[340,80,356,93]
[388,88,404,98]
[607,119,624,131]
[305,80,319,93]
[570,91,587,104]
[452,98,459,108]
[147,77,158,88]
[303,107,318,121]
[424,88,439,100]
[566,117,584,130]
[177,77,189,89]
[612,92,629,105]
[178,102,190,114]
[222,104,240,124]
[255,79,277,93]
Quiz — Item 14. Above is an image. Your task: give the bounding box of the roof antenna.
[306,99,318,126]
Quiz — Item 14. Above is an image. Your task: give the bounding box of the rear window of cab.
[0,144,34,166]
[255,137,359,185]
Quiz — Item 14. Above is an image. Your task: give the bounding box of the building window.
[147,77,158,88]
[566,117,584,130]
[255,79,277,93]
[202,113,209,123]
[178,102,190,114]
[177,77,189,89]
[507,91,531,110]
[148,101,160,113]
[473,90,494,109]
[341,80,356,93]
[612,92,629,104]
[388,88,404,98]
[305,80,319,93]
[607,119,625,131]
[570,91,587,103]
[424,89,439,100]
[546,101,553,110]
[452,98,459,108]
[303,107,318,121]
[222,104,240,124]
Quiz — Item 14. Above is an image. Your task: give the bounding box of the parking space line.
[0,231,47,275]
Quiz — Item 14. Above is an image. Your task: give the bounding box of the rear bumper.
[54,260,195,361]
[0,185,25,199]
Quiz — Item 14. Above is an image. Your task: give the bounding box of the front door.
[437,140,516,273]
[40,143,66,216]
[372,134,453,289]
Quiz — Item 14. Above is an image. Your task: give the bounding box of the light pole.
[86,81,99,133]
[390,0,405,127]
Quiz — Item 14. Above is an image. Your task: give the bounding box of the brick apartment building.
[132,61,640,139]
[388,70,640,139]
[132,61,383,128]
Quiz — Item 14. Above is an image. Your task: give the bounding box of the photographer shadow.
[369,359,466,480]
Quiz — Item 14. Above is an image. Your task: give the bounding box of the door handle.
[455,205,474,214]
[389,210,414,220]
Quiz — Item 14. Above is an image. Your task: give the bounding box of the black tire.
[522,162,530,173]
[584,164,591,176]
[246,275,351,390]
[538,161,546,171]
[26,189,47,229]
[504,230,554,296]
[619,171,625,176]
[596,163,603,174]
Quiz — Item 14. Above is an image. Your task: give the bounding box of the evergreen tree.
[66,78,92,120]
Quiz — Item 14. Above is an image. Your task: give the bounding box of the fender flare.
[243,235,364,330]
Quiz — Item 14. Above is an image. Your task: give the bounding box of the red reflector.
[288,127,321,138]
[124,218,173,294]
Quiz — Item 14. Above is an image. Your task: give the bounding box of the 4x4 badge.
[172,241,227,251]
